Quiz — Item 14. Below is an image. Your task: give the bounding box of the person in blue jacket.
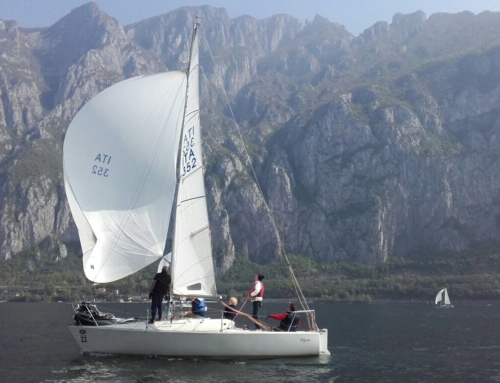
[183,298,207,317]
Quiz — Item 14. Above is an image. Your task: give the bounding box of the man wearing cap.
[248,274,265,329]
[148,265,171,324]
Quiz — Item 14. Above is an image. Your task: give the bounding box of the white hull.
[69,318,329,358]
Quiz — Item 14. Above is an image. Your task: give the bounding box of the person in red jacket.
[248,274,265,329]
[267,303,300,332]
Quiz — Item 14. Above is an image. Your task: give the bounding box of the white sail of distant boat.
[64,22,329,358]
[435,288,453,308]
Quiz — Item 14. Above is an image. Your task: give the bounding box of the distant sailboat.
[435,288,453,308]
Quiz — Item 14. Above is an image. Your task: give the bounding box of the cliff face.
[273,54,500,265]
[2,3,500,274]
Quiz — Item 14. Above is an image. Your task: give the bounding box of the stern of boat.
[319,328,330,355]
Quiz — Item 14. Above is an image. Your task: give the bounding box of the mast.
[170,22,199,296]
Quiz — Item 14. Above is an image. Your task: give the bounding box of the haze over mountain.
[1,2,500,275]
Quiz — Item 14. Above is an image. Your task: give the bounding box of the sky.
[1,0,500,36]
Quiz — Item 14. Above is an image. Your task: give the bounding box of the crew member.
[248,274,265,329]
[183,298,207,317]
[148,265,171,324]
[268,303,300,332]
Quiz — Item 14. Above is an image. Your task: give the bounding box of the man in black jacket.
[148,266,171,324]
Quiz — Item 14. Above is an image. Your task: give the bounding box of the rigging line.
[183,111,199,127]
[203,34,312,314]
[185,109,199,119]
[219,301,272,331]
[202,127,263,150]
[233,298,248,320]
[172,258,215,285]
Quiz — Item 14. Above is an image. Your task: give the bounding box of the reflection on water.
[2,302,500,382]
[46,355,335,383]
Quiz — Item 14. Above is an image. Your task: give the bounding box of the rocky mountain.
[1,3,500,275]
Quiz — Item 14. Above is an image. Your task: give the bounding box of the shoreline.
[2,299,499,306]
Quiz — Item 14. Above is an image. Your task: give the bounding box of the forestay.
[171,25,217,298]
[64,72,187,282]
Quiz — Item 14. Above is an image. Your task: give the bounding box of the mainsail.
[64,71,187,282]
[171,24,217,298]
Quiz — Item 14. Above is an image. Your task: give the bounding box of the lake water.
[1,301,500,382]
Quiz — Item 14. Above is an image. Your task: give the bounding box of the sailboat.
[435,288,453,308]
[63,22,329,358]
